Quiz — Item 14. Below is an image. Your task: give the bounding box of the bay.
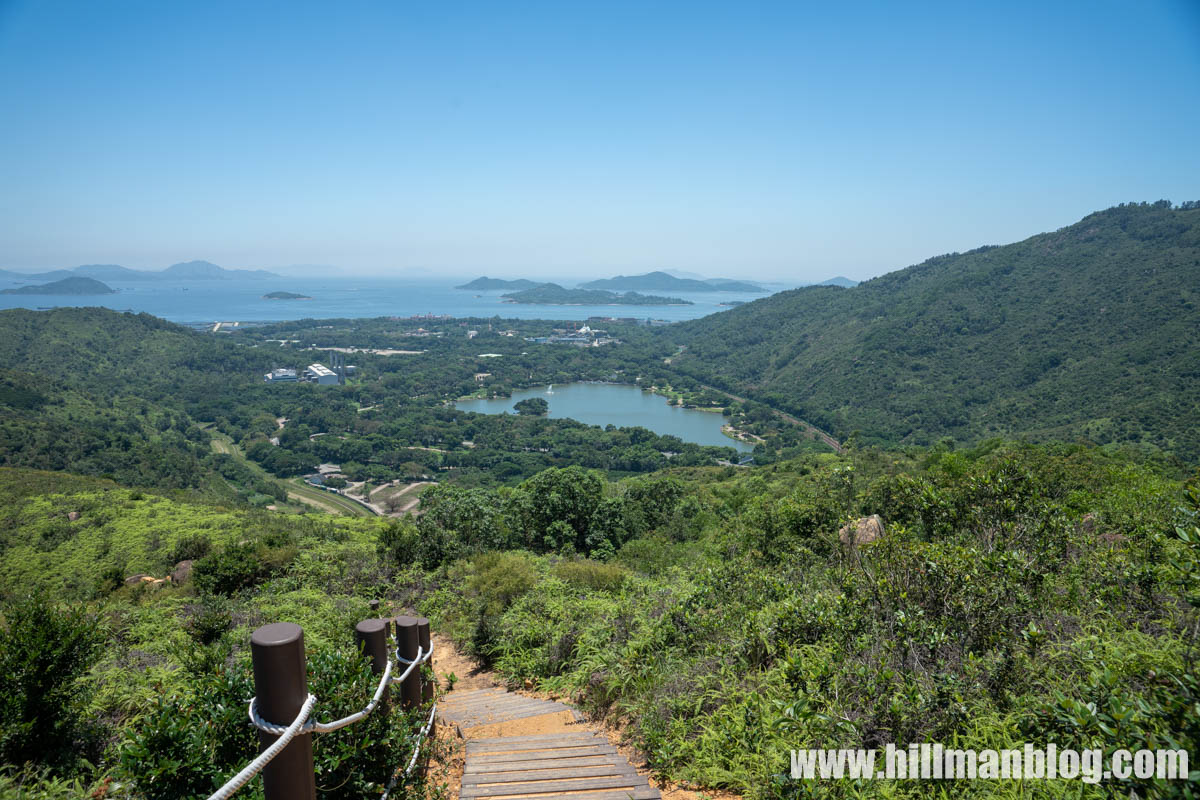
[0,277,764,325]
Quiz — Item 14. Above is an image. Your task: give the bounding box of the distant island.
[0,277,116,295]
[578,271,765,293]
[455,277,542,290]
[0,260,280,282]
[502,283,692,305]
[262,291,312,300]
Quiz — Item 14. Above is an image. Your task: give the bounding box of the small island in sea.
[579,271,765,293]
[0,276,116,295]
[501,283,692,306]
[262,291,312,300]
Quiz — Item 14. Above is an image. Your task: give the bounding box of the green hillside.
[0,276,116,295]
[668,202,1200,460]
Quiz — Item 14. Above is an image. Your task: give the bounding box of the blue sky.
[1,0,1197,281]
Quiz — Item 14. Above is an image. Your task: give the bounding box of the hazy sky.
[1,1,1198,281]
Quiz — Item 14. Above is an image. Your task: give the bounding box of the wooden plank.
[468,732,602,746]
[444,697,554,714]
[456,707,573,727]
[441,692,507,708]
[444,698,554,716]
[465,756,623,774]
[459,775,646,798]
[467,746,619,765]
[462,766,637,785]
[457,701,571,717]
[441,690,520,706]
[467,738,607,754]
[517,788,660,800]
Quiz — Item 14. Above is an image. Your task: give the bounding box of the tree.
[513,397,549,416]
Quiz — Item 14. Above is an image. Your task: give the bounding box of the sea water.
[0,277,765,325]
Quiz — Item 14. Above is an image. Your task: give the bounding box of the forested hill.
[667,201,1200,460]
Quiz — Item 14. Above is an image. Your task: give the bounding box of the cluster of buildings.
[263,361,355,385]
[525,324,620,347]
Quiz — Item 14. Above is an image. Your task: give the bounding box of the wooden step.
[466,756,625,775]
[462,765,637,785]
[459,774,647,798]
[467,746,620,766]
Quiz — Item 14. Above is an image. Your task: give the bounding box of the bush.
[193,543,265,595]
[0,594,103,773]
[167,533,212,565]
[553,559,629,592]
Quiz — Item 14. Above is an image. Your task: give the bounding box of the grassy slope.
[668,203,1200,460]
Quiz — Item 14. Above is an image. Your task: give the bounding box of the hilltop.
[455,276,542,290]
[666,201,1200,460]
[0,276,116,295]
[579,271,765,292]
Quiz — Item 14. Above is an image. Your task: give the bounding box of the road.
[699,383,843,453]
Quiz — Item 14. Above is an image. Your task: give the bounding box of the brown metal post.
[393,615,422,709]
[415,617,433,702]
[355,618,390,707]
[251,622,316,800]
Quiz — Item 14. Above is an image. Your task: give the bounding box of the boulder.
[839,514,885,546]
[124,573,151,586]
[171,559,194,584]
[67,511,81,521]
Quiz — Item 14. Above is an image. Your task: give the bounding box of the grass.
[286,477,376,516]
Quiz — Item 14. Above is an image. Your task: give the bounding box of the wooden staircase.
[441,689,661,800]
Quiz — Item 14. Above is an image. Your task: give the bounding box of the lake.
[455,383,752,452]
[0,277,768,325]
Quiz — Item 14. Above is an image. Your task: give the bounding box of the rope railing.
[204,623,436,800]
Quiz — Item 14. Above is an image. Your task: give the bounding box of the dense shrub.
[0,595,103,773]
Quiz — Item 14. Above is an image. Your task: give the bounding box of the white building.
[264,368,298,383]
[304,363,339,385]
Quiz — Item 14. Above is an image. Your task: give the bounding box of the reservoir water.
[456,383,752,452]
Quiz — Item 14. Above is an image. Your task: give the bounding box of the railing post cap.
[356,618,388,635]
[393,614,419,625]
[251,622,304,648]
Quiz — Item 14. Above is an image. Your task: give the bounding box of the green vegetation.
[513,397,549,415]
[580,271,765,293]
[421,443,1199,798]
[0,276,116,295]
[502,283,692,305]
[669,202,1200,461]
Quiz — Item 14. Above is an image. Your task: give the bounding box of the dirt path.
[426,634,741,800]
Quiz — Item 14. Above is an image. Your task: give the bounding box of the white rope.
[207,637,437,800]
[381,701,439,800]
[205,693,316,800]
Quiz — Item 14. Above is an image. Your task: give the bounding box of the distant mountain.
[816,276,858,288]
[73,264,160,281]
[502,283,692,306]
[666,201,1200,461]
[455,277,542,290]
[161,260,279,279]
[1,277,116,296]
[0,261,280,281]
[0,268,74,282]
[262,291,312,300]
[579,271,765,293]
